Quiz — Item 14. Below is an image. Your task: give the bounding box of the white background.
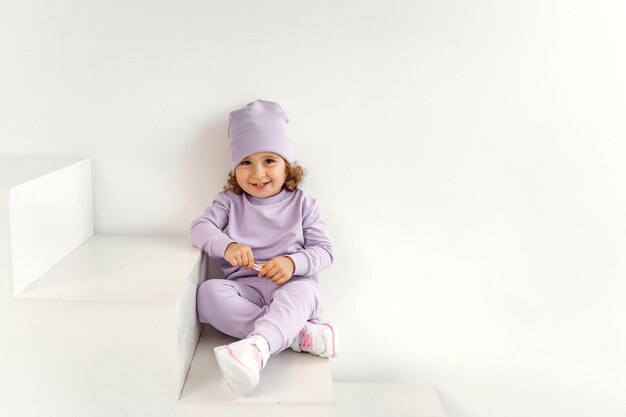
[1,1,625,416]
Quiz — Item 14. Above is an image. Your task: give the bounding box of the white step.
[3,235,203,410]
[176,383,447,417]
[15,235,201,397]
[0,157,93,297]
[179,327,447,416]
[16,235,200,303]
[181,324,335,405]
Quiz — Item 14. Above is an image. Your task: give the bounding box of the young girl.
[190,99,337,396]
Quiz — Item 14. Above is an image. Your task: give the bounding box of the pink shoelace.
[299,329,313,350]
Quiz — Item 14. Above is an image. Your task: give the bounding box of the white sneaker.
[290,320,338,358]
[214,336,270,396]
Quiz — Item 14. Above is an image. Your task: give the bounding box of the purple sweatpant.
[196,276,323,355]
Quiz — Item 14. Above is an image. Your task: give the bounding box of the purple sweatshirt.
[190,188,334,281]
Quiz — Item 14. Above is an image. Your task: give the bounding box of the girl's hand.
[258,257,296,285]
[224,243,255,270]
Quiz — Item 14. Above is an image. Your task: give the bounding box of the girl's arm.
[288,199,334,277]
[190,193,236,258]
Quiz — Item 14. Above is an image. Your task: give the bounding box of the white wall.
[2,1,625,416]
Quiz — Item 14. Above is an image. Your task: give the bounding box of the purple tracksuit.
[190,187,333,355]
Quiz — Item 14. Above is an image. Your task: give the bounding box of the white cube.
[0,157,93,296]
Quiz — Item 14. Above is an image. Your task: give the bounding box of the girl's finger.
[241,250,252,269]
[267,265,280,279]
[246,249,255,269]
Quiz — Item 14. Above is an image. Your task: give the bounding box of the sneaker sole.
[214,345,259,396]
[318,322,337,358]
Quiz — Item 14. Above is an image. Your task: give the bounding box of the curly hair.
[223,162,306,195]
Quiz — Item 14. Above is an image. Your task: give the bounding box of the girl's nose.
[252,164,265,177]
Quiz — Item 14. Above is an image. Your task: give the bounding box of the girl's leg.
[199,278,272,396]
[196,278,269,339]
[250,278,323,355]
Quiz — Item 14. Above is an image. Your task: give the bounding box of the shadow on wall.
[181,116,232,219]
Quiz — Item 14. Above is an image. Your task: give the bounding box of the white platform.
[6,235,206,399]
[16,235,200,303]
[176,383,447,417]
[181,324,335,405]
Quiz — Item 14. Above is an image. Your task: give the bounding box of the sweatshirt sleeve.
[190,192,236,258]
[288,198,334,277]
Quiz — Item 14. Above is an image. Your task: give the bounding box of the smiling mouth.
[252,181,270,187]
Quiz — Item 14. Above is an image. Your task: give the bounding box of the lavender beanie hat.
[228,99,294,171]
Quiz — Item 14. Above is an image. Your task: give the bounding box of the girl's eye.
[240,161,251,165]
[265,159,275,164]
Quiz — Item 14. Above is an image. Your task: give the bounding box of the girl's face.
[235,152,287,198]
